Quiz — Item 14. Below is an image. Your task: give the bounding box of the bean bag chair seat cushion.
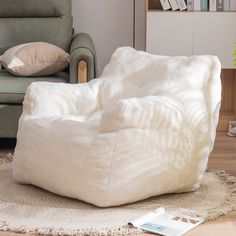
[13,47,222,207]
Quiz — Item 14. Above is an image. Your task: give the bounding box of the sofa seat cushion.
[0,70,68,104]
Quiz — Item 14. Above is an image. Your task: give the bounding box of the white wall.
[72,0,134,75]
[135,0,146,51]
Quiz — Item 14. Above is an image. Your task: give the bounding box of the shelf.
[220,110,235,117]
[146,0,236,12]
[218,111,235,131]
[146,0,162,11]
[218,70,236,131]
[147,10,236,13]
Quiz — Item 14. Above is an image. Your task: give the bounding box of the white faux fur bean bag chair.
[13,47,222,207]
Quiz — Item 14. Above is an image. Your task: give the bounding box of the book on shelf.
[169,0,180,11]
[176,0,187,10]
[194,0,201,11]
[160,0,172,10]
[155,0,236,12]
[201,0,209,11]
[194,0,209,11]
[187,0,194,11]
[216,0,224,11]
[224,0,230,11]
[230,0,236,11]
[209,0,217,11]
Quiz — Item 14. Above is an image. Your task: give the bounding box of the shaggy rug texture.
[0,154,235,235]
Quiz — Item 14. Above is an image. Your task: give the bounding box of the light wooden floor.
[0,132,236,236]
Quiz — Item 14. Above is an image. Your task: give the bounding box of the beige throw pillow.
[0,42,70,77]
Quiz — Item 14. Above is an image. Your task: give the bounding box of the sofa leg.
[78,60,87,83]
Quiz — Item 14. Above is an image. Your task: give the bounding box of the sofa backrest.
[0,0,73,54]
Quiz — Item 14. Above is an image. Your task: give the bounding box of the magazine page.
[129,208,204,236]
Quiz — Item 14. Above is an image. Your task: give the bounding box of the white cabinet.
[147,12,193,56]
[194,13,236,68]
[147,12,236,68]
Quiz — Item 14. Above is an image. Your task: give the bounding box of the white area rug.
[0,154,235,236]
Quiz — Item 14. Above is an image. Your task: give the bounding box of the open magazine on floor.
[129,208,204,236]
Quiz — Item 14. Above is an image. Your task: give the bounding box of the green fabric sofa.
[0,0,97,138]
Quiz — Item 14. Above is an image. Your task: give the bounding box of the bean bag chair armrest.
[100,96,185,132]
[69,33,97,84]
[23,81,101,117]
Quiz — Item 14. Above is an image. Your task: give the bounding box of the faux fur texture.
[13,47,222,207]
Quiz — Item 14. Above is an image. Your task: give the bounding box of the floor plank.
[0,132,236,236]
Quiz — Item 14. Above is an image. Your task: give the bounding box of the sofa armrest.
[69,33,97,84]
